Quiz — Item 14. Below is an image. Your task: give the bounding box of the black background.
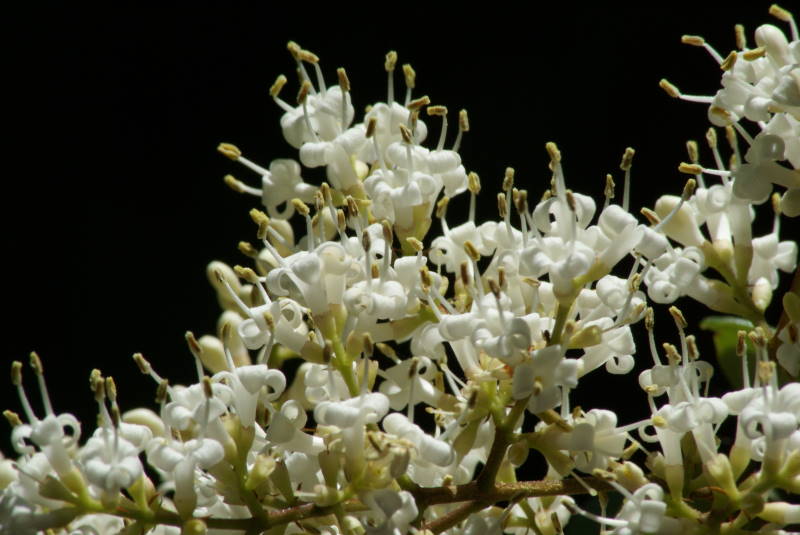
[4,1,795,464]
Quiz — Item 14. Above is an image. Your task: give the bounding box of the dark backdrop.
[5,2,792,461]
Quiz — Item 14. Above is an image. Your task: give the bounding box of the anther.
[185,331,203,358]
[381,219,393,243]
[234,265,260,285]
[385,51,397,72]
[270,75,287,98]
[436,196,449,219]
[706,127,718,149]
[640,208,661,226]
[488,278,501,298]
[238,241,258,259]
[545,141,561,164]
[334,68,350,93]
[659,79,680,98]
[406,237,423,253]
[366,117,377,138]
[3,410,22,427]
[678,163,703,175]
[681,179,697,200]
[742,47,766,60]
[427,105,447,116]
[202,376,213,399]
[11,361,22,386]
[156,380,169,404]
[406,96,430,111]
[603,174,615,199]
[419,266,432,289]
[362,333,374,357]
[403,64,416,89]
[459,109,469,132]
[686,335,699,360]
[681,35,705,46]
[686,140,699,162]
[467,172,481,194]
[503,167,515,192]
[132,353,151,375]
[497,193,507,218]
[460,262,471,287]
[297,80,312,105]
[91,369,105,400]
[735,25,747,50]
[291,199,310,217]
[663,343,681,363]
[376,342,398,362]
[669,306,688,329]
[463,241,480,261]
[217,142,241,160]
[736,330,747,357]
[620,147,635,171]
[644,307,655,331]
[399,124,413,144]
[565,190,577,213]
[769,4,793,23]
[720,51,737,71]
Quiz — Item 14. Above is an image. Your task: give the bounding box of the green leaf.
[699,315,754,389]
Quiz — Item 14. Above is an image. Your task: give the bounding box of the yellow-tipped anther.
[659,79,680,98]
[503,167,515,192]
[224,174,245,193]
[497,193,507,218]
[287,41,302,60]
[620,147,635,171]
[291,198,310,216]
[234,265,259,284]
[679,162,703,175]
[645,307,655,331]
[406,237,423,253]
[269,75,287,98]
[185,331,203,357]
[11,361,22,386]
[468,172,481,194]
[641,207,660,226]
[435,196,449,219]
[3,410,22,427]
[735,24,747,50]
[407,96,430,111]
[299,49,319,64]
[459,109,469,132]
[29,352,44,375]
[366,117,377,138]
[217,143,241,160]
[337,67,350,91]
[381,219,393,243]
[769,4,794,22]
[686,140,699,162]
[132,353,151,375]
[720,51,737,71]
[771,192,782,215]
[156,379,169,403]
[605,174,615,199]
[545,141,561,164]
[402,64,416,88]
[682,179,697,200]
[427,105,448,116]
[385,51,398,72]
[669,306,688,329]
[681,35,706,46]
[105,377,118,402]
[706,127,718,148]
[743,47,766,60]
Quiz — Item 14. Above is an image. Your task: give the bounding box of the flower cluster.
[2,7,799,535]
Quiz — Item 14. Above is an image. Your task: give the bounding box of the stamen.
[735,24,747,50]
[619,147,635,212]
[655,179,696,232]
[603,174,615,209]
[29,353,54,416]
[337,68,350,129]
[427,105,448,151]
[659,79,714,103]
[402,64,416,106]
[681,34,724,64]
[287,41,315,94]
[385,51,398,105]
[769,4,799,41]
[467,172,480,223]
[453,109,469,152]
[297,80,320,143]
[269,74,293,113]
[11,361,37,422]
[186,332,206,381]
